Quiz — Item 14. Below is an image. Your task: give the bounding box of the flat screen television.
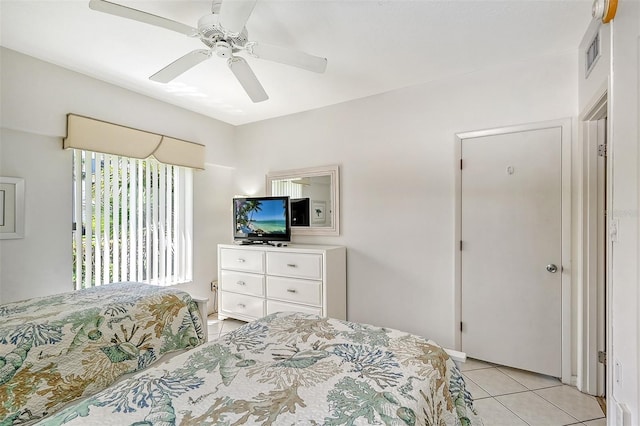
[233,196,291,244]
[290,198,310,226]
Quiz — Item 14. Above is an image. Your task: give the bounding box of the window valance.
[63,114,205,170]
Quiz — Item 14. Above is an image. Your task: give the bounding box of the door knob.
[546,264,558,273]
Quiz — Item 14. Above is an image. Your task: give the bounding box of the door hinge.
[598,144,607,157]
[460,159,463,170]
[459,240,463,251]
[598,350,607,365]
[460,322,464,332]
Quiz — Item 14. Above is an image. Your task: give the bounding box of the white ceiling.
[1,0,593,126]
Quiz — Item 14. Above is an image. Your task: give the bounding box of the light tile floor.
[462,358,606,426]
[207,316,607,426]
[207,315,246,341]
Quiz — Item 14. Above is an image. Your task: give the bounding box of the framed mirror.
[266,165,340,236]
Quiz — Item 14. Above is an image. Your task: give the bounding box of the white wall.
[577,5,640,422]
[578,20,611,113]
[607,1,639,422]
[0,47,237,309]
[0,128,71,302]
[182,162,235,312]
[234,52,578,348]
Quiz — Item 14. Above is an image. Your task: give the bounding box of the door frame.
[453,119,572,384]
[578,90,609,396]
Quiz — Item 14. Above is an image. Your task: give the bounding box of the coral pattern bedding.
[0,282,205,425]
[39,311,482,425]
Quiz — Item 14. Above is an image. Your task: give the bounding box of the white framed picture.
[311,200,326,224]
[0,177,25,239]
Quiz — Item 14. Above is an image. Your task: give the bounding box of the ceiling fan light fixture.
[198,14,248,49]
[216,41,233,58]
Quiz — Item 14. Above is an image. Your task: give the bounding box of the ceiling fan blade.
[247,42,327,73]
[227,56,268,102]
[150,50,212,83]
[218,0,257,36]
[89,0,198,36]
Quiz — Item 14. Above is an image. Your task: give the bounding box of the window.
[72,150,193,289]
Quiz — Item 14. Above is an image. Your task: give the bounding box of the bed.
[0,282,206,425]
[37,311,483,425]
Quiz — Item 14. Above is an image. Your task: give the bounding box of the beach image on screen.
[235,199,287,236]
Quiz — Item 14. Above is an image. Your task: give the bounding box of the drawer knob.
[237,258,246,263]
[287,263,297,268]
[237,303,246,308]
[237,281,246,286]
[286,289,297,293]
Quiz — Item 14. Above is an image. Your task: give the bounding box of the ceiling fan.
[88,0,328,102]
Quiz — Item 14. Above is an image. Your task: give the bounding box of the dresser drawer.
[220,291,264,320]
[220,248,264,273]
[266,300,322,317]
[266,252,322,280]
[220,270,264,296]
[266,276,321,306]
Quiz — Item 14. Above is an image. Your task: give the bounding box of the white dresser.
[217,244,346,322]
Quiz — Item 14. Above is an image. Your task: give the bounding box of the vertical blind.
[271,179,302,199]
[72,150,193,288]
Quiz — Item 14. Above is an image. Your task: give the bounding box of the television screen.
[233,196,290,243]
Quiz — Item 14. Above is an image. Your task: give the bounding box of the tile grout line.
[483,367,542,426]
[532,390,581,422]
[533,387,607,423]
[471,366,568,398]
[461,373,492,399]
[535,383,607,423]
[467,367,529,396]
[493,391,581,426]
[466,367,536,426]
[470,366,588,426]
[491,395,534,426]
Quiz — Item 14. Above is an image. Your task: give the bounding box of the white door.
[461,126,563,377]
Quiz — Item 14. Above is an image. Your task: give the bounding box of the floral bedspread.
[38,311,482,426]
[0,282,205,425]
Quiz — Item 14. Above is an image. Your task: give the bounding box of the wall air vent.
[585,30,600,78]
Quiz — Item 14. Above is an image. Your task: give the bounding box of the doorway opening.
[579,92,609,402]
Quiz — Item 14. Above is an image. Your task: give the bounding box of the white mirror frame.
[266,165,340,236]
